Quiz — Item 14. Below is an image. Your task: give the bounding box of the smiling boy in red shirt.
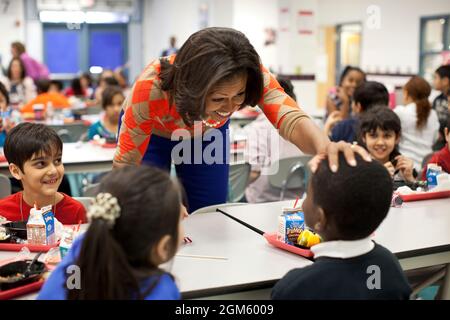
[0,123,86,224]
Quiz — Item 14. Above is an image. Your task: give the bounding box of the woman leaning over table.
[113,27,370,213]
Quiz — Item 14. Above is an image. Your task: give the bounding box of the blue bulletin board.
[44,30,81,73]
[89,31,124,70]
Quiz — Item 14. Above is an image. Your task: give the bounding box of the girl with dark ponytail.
[394,76,440,169]
[38,166,185,300]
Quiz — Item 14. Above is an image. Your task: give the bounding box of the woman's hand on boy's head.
[309,141,371,173]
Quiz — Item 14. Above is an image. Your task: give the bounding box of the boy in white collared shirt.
[271,153,411,300]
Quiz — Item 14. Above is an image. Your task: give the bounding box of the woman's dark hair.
[4,122,63,172]
[102,86,124,109]
[0,82,9,105]
[160,27,264,126]
[103,76,120,87]
[7,57,26,80]
[311,153,392,240]
[353,81,389,112]
[276,76,296,101]
[71,78,84,96]
[357,106,402,162]
[404,76,431,130]
[68,166,182,300]
[339,66,366,86]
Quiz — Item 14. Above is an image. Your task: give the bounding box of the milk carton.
[426,164,442,189]
[26,205,55,245]
[277,207,305,245]
[59,228,75,259]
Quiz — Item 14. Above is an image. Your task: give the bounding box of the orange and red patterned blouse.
[114,55,309,166]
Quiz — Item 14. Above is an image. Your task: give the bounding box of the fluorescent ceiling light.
[40,10,85,23]
[90,66,103,74]
[85,11,129,23]
[40,10,129,24]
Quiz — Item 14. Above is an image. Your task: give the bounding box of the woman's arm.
[258,68,370,172]
[113,81,154,168]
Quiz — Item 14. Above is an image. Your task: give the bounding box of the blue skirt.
[118,112,230,212]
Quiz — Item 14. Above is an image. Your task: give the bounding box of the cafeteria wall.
[1,0,449,112]
[318,0,450,75]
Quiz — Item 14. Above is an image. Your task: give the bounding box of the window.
[43,23,128,75]
[420,15,450,82]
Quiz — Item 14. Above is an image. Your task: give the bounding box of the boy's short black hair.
[101,86,124,109]
[311,153,393,240]
[435,65,450,80]
[50,80,64,92]
[354,81,389,112]
[0,82,9,105]
[4,123,63,172]
[357,106,401,143]
[36,79,51,94]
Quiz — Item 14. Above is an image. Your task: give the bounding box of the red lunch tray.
[263,233,314,258]
[0,154,6,163]
[0,242,59,252]
[399,190,450,202]
[0,279,44,300]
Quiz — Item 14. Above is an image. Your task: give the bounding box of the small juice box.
[277,207,305,245]
[426,164,442,189]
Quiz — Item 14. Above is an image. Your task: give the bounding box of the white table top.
[375,198,450,258]
[171,198,450,297]
[0,142,115,176]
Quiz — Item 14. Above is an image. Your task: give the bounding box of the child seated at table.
[0,122,86,224]
[38,166,185,300]
[422,117,450,179]
[20,79,70,115]
[271,153,412,299]
[88,86,123,141]
[244,76,304,203]
[358,106,417,188]
[325,81,389,143]
[325,66,366,120]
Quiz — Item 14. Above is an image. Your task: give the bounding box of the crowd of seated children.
[325,66,366,120]
[271,153,412,299]
[38,166,185,300]
[358,106,416,188]
[325,81,389,143]
[0,122,86,224]
[394,76,439,170]
[244,76,303,203]
[432,65,450,151]
[88,86,123,141]
[422,117,450,179]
